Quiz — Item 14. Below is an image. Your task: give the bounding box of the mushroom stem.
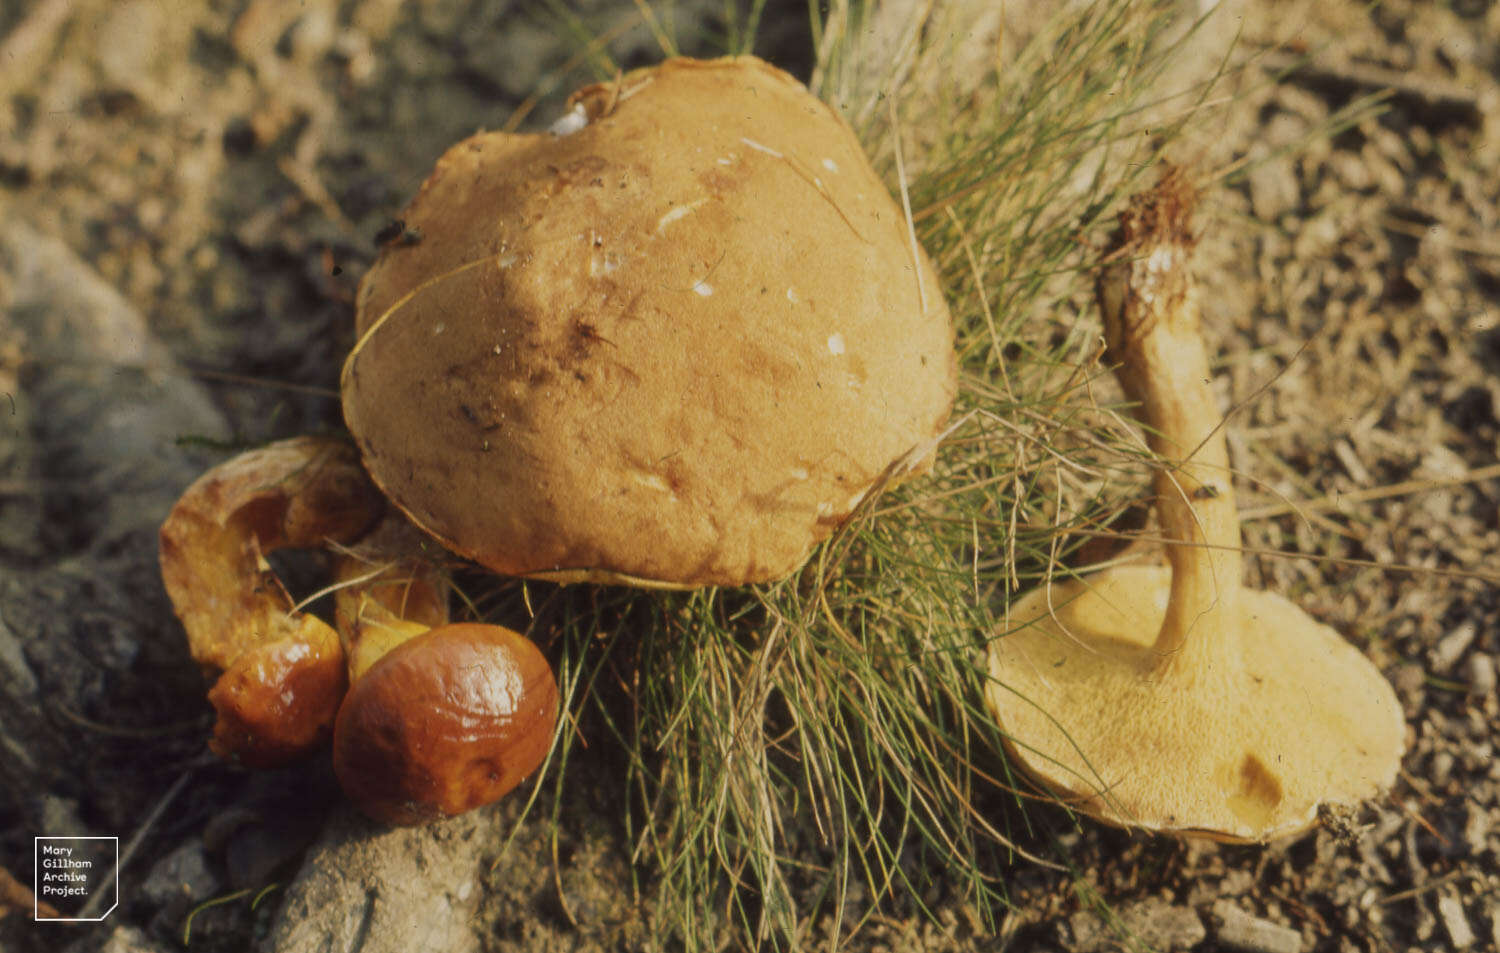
[331,516,451,681]
[1096,176,1242,667]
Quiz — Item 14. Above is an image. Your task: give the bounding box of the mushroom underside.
[987,564,1405,841]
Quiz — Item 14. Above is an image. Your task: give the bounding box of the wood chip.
[1437,892,1476,949]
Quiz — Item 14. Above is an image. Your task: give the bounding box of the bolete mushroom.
[333,620,558,826]
[985,172,1405,840]
[327,520,560,825]
[342,55,956,588]
[159,436,382,766]
[161,445,560,823]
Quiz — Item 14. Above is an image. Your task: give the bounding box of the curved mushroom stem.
[1097,173,1242,669]
[159,436,385,766]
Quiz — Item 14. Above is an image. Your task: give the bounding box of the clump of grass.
[493,0,1232,948]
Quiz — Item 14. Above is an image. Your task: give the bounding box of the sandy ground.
[0,0,1497,951]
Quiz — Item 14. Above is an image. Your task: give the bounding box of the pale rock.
[1213,901,1302,953]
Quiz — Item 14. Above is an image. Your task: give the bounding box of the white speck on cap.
[496,253,518,269]
[739,136,783,159]
[822,157,838,173]
[548,103,588,137]
[786,287,799,303]
[657,199,706,233]
[827,333,845,355]
[632,471,673,493]
[433,322,446,335]
[692,279,714,297]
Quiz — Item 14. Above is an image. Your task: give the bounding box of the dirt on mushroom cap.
[342,56,956,588]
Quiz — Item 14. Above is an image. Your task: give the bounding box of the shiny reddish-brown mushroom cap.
[332,623,559,825]
[203,617,348,767]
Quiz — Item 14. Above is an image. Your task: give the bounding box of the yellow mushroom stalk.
[985,171,1405,841]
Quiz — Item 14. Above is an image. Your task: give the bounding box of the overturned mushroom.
[342,55,956,588]
[161,451,559,823]
[985,173,1405,840]
[159,436,382,766]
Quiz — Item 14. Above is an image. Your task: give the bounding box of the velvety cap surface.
[342,56,955,587]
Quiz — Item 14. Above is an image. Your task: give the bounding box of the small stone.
[1214,901,1302,953]
[140,839,219,908]
[1463,653,1496,696]
[99,925,172,953]
[1248,155,1300,221]
[1437,893,1475,949]
[1430,750,1455,787]
[1392,663,1427,699]
[1432,623,1477,671]
[1068,898,1206,952]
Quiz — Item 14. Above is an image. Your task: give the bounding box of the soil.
[1,1,1497,952]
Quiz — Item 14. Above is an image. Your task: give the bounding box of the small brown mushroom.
[326,520,559,825]
[342,55,956,588]
[158,436,383,766]
[985,173,1405,841]
[332,622,559,826]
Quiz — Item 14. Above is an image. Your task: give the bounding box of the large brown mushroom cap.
[342,55,955,588]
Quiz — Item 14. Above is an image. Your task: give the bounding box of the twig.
[78,765,198,919]
[277,156,360,241]
[1380,213,1500,260]
[0,0,76,105]
[1377,869,1479,907]
[2,864,60,919]
[1011,525,1500,586]
[1239,462,1500,522]
[1258,49,1492,128]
